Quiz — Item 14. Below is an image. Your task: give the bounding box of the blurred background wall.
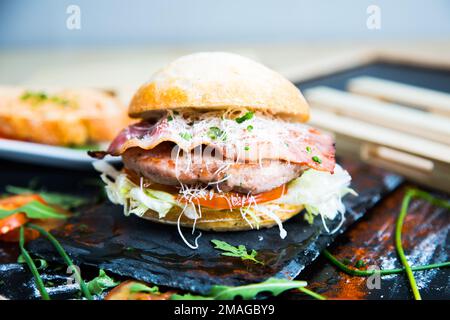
[1,0,450,48]
[1,0,449,90]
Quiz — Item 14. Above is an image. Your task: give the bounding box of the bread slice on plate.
[0,86,130,146]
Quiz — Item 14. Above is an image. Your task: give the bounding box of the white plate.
[0,138,120,169]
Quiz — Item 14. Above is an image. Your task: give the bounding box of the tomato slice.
[0,194,47,242]
[0,194,46,209]
[178,184,286,210]
[0,213,28,235]
[105,281,174,300]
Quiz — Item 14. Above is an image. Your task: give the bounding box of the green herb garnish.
[19,226,50,300]
[0,200,66,220]
[68,144,100,151]
[394,189,447,300]
[171,278,308,300]
[86,269,119,296]
[50,96,70,106]
[304,210,314,224]
[235,111,254,124]
[27,223,93,300]
[244,146,250,151]
[355,260,366,269]
[211,239,263,265]
[129,283,160,294]
[298,287,327,300]
[247,125,254,131]
[322,189,450,300]
[167,115,173,121]
[6,185,89,210]
[20,91,70,107]
[324,249,450,277]
[179,132,192,141]
[341,258,351,265]
[21,91,47,101]
[17,255,48,270]
[306,146,312,154]
[312,156,322,164]
[207,127,226,140]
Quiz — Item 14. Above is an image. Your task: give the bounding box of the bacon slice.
[92,114,335,172]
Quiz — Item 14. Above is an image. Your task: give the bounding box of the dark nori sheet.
[24,160,402,295]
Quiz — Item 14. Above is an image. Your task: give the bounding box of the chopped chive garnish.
[247,125,253,131]
[298,287,327,300]
[306,146,312,154]
[395,190,421,300]
[312,156,322,164]
[20,91,70,107]
[341,258,351,265]
[355,260,366,269]
[179,132,192,141]
[323,249,450,277]
[21,91,47,102]
[235,111,254,124]
[207,127,225,140]
[27,223,93,300]
[167,115,173,121]
[244,146,250,151]
[19,226,50,300]
[50,96,69,106]
[323,188,450,301]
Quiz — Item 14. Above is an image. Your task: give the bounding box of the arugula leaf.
[6,185,89,210]
[235,111,254,124]
[171,278,307,300]
[129,283,160,294]
[0,200,66,220]
[211,239,263,265]
[86,269,119,296]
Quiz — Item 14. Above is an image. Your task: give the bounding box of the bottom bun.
[139,203,304,231]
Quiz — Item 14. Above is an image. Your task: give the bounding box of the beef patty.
[122,144,304,194]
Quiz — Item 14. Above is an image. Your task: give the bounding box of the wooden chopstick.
[305,86,450,145]
[347,76,450,117]
[308,108,450,192]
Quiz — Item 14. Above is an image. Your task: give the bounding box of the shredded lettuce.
[274,164,355,223]
[93,161,176,218]
[93,161,355,235]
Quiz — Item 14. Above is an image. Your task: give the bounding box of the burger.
[90,52,354,248]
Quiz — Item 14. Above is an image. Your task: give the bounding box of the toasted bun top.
[128,52,310,122]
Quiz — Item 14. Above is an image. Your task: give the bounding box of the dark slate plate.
[26,160,402,294]
[0,264,81,300]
